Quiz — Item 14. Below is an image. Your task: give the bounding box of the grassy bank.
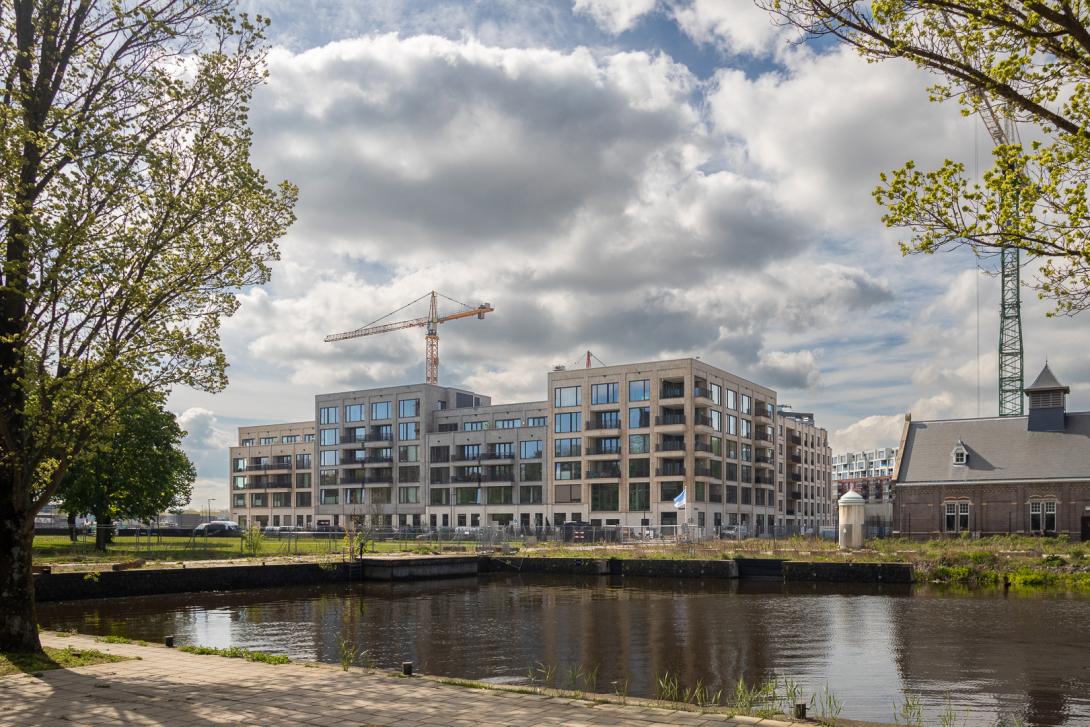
[0,645,131,677]
[522,535,1090,590]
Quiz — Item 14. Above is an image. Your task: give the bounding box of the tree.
[0,1,296,652]
[58,390,195,551]
[757,0,1090,314]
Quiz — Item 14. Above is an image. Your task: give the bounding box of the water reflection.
[36,575,1090,726]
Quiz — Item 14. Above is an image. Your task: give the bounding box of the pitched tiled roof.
[897,412,1090,484]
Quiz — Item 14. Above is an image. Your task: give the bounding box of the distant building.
[832,447,898,481]
[894,363,1090,540]
[832,447,899,536]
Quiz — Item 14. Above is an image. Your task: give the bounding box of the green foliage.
[894,692,925,726]
[177,645,289,664]
[58,390,195,550]
[339,638,359,671]
[760,0,1090,315]
[96,635,146,646]
[0,646,129,677]
[241,526,264,557]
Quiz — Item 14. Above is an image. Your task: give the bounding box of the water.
[36,575,1090,726]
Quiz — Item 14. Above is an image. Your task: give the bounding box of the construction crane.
[324,291,493,385]
[944,14,1025,416]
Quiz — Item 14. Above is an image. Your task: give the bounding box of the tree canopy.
[758,0,1090,314]
[58,390,195,549]
[0,0,296,651]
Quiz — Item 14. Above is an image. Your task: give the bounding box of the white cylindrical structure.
[838,489,866,550]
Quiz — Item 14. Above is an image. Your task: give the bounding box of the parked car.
[193,520,241,537]
[719,525,749,540]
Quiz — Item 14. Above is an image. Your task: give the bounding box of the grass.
[0,646,130,677]
[522,535,1090,590]
[177,645,290,664]
[32,534,458,565]
[96,635,147,646]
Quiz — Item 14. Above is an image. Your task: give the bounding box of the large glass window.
[345,404,364,423]
[319,450,336,466]
[741,394,752,414]
[398,445,418,462]
[628,406,650,428]
[629,458,650,477]
[464,421,487,431]
[486,487,512,505]
[398,422,418,440]
[740,419,752,438]
[710,383,722,405]
[726,389,737,410]
[320,428,337,446]
[554,386,581,407]
[456,487,481,505]
[554,437,581,457]
[628,433,650,454]
[319,406,338,424]
[295,492,311,507]
[709,410,722,431]
[319,489,338,505]
[727,415,737,435]
[628,482,650,510]
[430,488,449,506]
[371,401,391,420]
[659,482,683,502]
[296,472,312,488]
[398,487,420,504]
[554,484,581,503]
[519,462,543,481]
[495,418,521,429]
[554,412,581,433]
[234,457,246,471]
[628,379,651,402]
[555,461,581,480]
[527,416,547,427]
[520,440,543,459]
[591,382,619,404]
[591,483,619,511]
[398,399,419,418]
[520,485,543,504]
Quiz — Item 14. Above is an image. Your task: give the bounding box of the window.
[370,488,391,504]
[520,485,543,504]
[710,383,722,405]
[709,436,722,455]
[709,483,722,503]
[741,487,752,505]
[628,433,650,454]
[232,494,245,508]
[295,491,311,507]
[398,466,420,483]
[398,487,420,504]
[282,435,300,444]
[591,382,619,404]
[303,433,315,442]
[240,438,254,447]
[554,386,582,407]
[320,428,337,446]
[520,462,543,481]
[344,488,364,505]
[430,488,449,506]
[319,406,338,424]
[259,437,275,445]
[456,487,480,505]
[695,482,706,502]
[945,501,971,532]
[319,489,338,505]
[629,458,650,477]
[741,394,752,414]
[629,379,651,402]
[554,412,581,433]
[398,399,419,418]
[554,437,581,457]
[628,406,650,429]
[319,450,336,466]
[486,487,512,505]
[251,493,267,507]
[495,418,521,429]
[398,445,418,462]
[398,422,418,440]
[725,486,738,504]
[464,421,487,431]
[234,457,246,471]
[709,410,722,431]
[1030,501,1057,532]
[371,401,391,420]
[320,469,337,486]
[491,442,514,458]
[554,484,581,503]
[594,410,620,429]
[520,440,543,459]
[660,482,683,502]
[527,416,547,427]
[345,404,364,423]
[296,472,311,488]
[727,415,737,435]
[726,389,737,410]
[629,482,650,510]
[594,437,621,455]
[555,462,581,480]
[591,483,619,511]
[952,443,968,466]
[741,443,752,462]
[741,419,752,438]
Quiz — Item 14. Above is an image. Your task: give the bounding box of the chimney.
[1024,363,1069,432]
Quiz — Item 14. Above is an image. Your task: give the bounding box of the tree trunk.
[94,515,113,551]
[0,493,42,653]
[68,511,77,542]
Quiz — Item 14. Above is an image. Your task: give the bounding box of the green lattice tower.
[998,245,1024,416]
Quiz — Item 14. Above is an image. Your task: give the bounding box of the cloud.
[573,0,657,34]
[669,0,786,55]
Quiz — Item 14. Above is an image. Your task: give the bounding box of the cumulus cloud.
[573,0,657,34]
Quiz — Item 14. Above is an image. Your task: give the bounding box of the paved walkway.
[1,633,815,727]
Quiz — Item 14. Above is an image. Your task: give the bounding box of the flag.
[673,488,686,510]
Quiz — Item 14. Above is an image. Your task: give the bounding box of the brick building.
[894,364,1090,540]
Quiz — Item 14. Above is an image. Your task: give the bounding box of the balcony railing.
[588,446,622,456]
[693,386,712,400]
[340,456,366,466]
[451,474,482,484]
[656,441,686,452]
[483,451,515,460]
[244,462,293,472]
[655,414,685,426]
[790,490,802,499]
[790,472,801,482]
[789,434,802,446]
[587,421,621,431]
[694,466,716,478]
[694,441,714,453]
[365,455,393,464]
[660,385,684,399]
[340,433,366,444]
[364,475,393,485]
[656,467,685,477]
[755,476,774,485]
[586,467,622,479]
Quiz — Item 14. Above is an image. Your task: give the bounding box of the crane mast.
[324,290,493,386]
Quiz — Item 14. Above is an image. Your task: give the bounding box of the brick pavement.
[0,633,818,727]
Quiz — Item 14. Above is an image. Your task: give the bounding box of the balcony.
[656,466,686,477]
[693,386,713,402]
[586,466,622,479]
[452,453,483,463]
[482,450,515,461]
[655,441,686,452]
[789,434,802,446]
[790,472,802,482]
[755,431,772,442]
[340,455,366,466]
[451,474,482,484]
[367,430,393,443]
[586,420,621,431]
[660,384,684,400]
[694,441,714,454]
[789,453,801,464]
[364,474,393,485]
[244,462,292,472]
[340,432,366,444]
[754,401,772,420]
[587,445,622,457]
[655,414,685,426]
[755,476,774,485]
[693,466,716,478]
[790,490,802,499]
[364,455,393,465]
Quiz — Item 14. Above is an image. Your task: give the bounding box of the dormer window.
[952,442,968,466]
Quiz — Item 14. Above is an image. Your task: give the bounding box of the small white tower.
[838,488,866,549]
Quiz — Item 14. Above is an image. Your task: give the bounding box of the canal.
[36,574,1090,726]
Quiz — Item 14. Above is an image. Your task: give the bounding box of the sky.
[170,0,1090,508]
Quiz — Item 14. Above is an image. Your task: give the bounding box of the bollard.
[164,635,175,648]
[402,661,413,676]
[794,702,807,719]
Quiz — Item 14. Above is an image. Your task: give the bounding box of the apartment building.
[778,412,834,534]
[832,447,898,481]
[228,357,836,536]
[229,421,315,529]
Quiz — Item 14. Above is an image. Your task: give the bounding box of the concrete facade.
[229,357,836,535]
[228,421,314,529]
